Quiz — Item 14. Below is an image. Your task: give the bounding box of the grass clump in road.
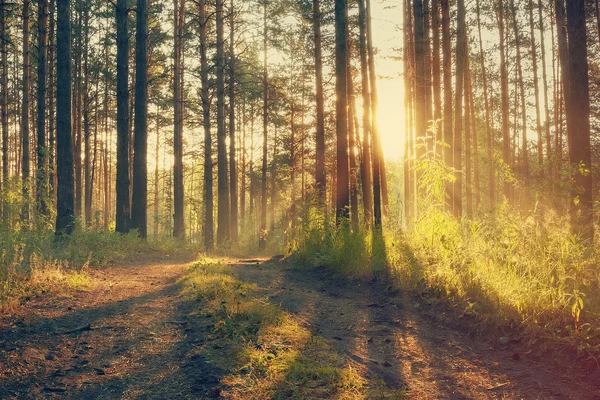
[181,256,402,399]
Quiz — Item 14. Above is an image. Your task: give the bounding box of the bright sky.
[371,0,405,161]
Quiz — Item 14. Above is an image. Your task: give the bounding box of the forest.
[1,0,600,398]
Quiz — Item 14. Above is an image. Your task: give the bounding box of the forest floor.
[0,255,599,399]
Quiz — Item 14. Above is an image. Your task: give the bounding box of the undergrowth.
[180,256,404,399]
[289,209,600,358]
[0,228,194,307]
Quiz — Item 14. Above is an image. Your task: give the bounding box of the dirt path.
[0,256,598,399]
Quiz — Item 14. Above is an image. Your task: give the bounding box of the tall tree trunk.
[357,0,372,226]
[216,0,229,245]
[465,51,472,217]
[313,0,325,207]
[37,0,49,218]
[347,48,358,229]
[154,105,160,236]
[366,0,382,227]
[259,1,268,250]
[510,0,528,184]
[476,0,493,211]
[74,6,82,219]
[55,0,74,236]
[431,0,441,158]
[83,3,91,225]
[115,0,130,233]
[240,99,246,224]
[22,0,30,227]
[414,0,425,202]
[539,0,551,177]
[335,0,349,224]
[199,0,213,249]
[48,0,56,202]
[498,0,511,203]
[173,0,185,238]
[528,0,542,169]
[565,0,593,239]
[441,0,452,213]
[229,0,238,242]
[131,0,148,238]
[454,0,465,219]
[1,0,9,218]
[468,68,480,210]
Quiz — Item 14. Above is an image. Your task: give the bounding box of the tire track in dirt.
[230,257,600,400]
[0,257,222,399]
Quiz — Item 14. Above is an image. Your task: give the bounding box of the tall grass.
[0,228,194,305]
[290,207,600,356]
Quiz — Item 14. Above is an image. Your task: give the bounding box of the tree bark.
[173,0,185,238]
[1,0,8,218]
[565,0,593,239]
[498,0,511,203]
[131,0,148,238]
[259,0,268,250]
[229,0,238,242]
[115,0,130,233]
[538,0,551,177]
[453,0,465,219]
[441,0,452,213]
[199,0,213,249]
[335,0,349,224]
[313,0,326,207]
[37,0,49,218]
[55,0,74,236]
[216,0,229,245]
[357,0,372,225]
[22,0,31,227]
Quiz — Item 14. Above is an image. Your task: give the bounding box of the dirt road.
[0,256,597,399]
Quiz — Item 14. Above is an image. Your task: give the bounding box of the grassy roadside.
[289,210,600,359]
[179,256,405,399]
[0,230,195,309]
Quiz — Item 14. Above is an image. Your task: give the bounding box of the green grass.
[0,228,195,306]
[291,208,600,358]
[180,256,399,399]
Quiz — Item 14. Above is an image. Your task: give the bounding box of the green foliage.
[289,212,372,279]
[0,228,193,305]
[180,256,371,399]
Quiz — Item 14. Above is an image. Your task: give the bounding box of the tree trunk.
[48,0,56,202]
[414,0,426,200]
[216,0,229,245]
[131,0,148,238]
[154,105,160,236]
[528,0,542,170]
[539,0,551,177]
[259,1,268,250]
[83,3,91,225]
[22,0,30,227]
[357,0,372,225]
[565,0,593,239]
[313,0,326,207]
[498,0,510,204]
[115,0,130,233]
[431,0,441,158]
[465,51,472,218]
[229,0,238,242]
[441,0,452,213]
[37,0,49,218]
[55,0,74,236]
[1,0,9,218]
[476,0,493,211]
[366,0,382,228]
[335,0,349,224]
[173,0,185,239]
[453,0,465,219]
[347,48,358,230]
[510,0,528,184]
[199,0,213,249]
